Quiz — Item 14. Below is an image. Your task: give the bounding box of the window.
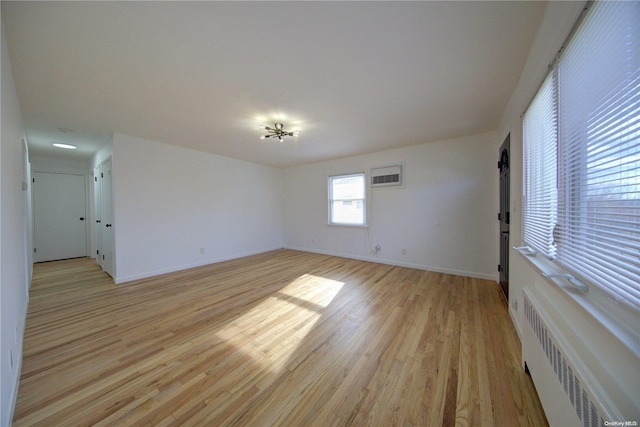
[329,173,366,226]
[522,1,640,312]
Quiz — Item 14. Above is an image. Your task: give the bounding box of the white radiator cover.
[522,288,626,427]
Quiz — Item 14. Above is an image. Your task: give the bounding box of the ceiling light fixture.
[259,123,299,143]
[52,143,77,150]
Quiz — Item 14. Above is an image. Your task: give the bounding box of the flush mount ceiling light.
[258,123,299,142]
[52,143,77,150]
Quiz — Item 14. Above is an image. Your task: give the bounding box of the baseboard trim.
[114,246,284,284]
[283,245,496,281]
[113,245,496,284]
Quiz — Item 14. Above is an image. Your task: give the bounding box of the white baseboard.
[114,246,284,284]
[113,245,496,284]
[282,245,496,281]
[6,355,23,427]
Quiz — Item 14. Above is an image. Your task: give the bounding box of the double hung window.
[329,173,366,226]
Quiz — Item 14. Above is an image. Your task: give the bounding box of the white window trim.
[328,172,368,227]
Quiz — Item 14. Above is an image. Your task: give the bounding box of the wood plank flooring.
[13,249,547,426]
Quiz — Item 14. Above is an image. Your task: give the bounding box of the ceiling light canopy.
[259,123,299,143]
[52,143,77,150]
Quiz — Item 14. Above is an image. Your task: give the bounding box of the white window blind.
[523,73,558,259]
[556,1,640,310]
[522,1,640,311]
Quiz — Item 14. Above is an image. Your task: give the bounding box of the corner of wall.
[1,21,31,427]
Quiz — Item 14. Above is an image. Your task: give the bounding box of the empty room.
[1,1,638,426]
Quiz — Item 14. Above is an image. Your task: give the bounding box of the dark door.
[498,135,510,300]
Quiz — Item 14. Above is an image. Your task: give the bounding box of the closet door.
[94,165,103,267]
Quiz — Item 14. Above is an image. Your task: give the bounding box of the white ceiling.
[2,1,546,168]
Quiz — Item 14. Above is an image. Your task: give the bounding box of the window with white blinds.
[522,1,640,312]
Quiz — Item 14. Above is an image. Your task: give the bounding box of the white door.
[93,165,103,268]
[101,158,114,277]
[33,172,87,262]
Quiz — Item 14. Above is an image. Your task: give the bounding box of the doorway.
[498,134,510,300]
[33,172,87,262]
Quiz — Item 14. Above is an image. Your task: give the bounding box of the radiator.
[522,289,622,427]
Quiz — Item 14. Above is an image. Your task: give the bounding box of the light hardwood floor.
[14,249,547,426]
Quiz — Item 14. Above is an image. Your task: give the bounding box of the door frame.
[93,164,103,268]
[498,134,510,301]
[32,171,89,262]
[99,157,114,278]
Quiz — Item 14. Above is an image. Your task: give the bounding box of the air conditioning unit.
[370,164,403,188]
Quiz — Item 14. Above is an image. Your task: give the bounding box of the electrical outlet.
[311,238,315,244]
[199,248,205,254]
[401,248,406,255]
[375,244,381,253]
[512,298,518,311]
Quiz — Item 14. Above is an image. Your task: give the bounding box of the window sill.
[514,247,640,358]
[327,223,369,228]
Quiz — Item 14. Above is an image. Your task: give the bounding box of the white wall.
[283,131,499,280]
[30,155,91,175]
[90,136,114,173]
[497,1,639,420]
[1,21,30,427]
[111,133,283,283]
[90,135,114,174]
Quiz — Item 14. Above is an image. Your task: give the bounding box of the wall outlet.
[401,248,407,255]
[199,248,205,254]
[512,298,518,311]
[375,244,381,253]
[311,238,315,244]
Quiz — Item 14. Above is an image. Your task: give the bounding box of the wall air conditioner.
[370,164,403,188]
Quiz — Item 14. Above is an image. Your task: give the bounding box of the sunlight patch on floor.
[215,274,344,372]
